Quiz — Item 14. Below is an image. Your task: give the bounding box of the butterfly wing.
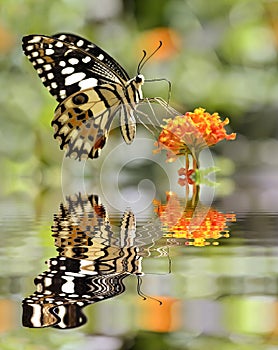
[22,33,140,158]
[52,85,123,159]
[53,193,113,250]
[53,33,130,82]
[22,34,130,102]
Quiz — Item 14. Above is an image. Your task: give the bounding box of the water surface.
[1,188,278,350]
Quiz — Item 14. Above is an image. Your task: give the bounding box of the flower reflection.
[154,191,236,247]
[22,193,142,329]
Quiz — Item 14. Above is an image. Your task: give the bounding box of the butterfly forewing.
[53,33,130,82]
[22,34,129,102]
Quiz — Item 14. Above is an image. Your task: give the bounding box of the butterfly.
[22,33,161,160]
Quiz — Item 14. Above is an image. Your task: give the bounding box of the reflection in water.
[22,190,236,330]
[154,187,236,247]
[22,193,144,329]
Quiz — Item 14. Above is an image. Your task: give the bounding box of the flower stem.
[185,151,189,201]
[192,184,200,207]
[193,155,199,171]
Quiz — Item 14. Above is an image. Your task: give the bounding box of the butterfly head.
[134,73,145,88]
[128,73,145,100]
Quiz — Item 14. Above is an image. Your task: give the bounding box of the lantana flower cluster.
[154,107,236,186]
[154,107,236,163]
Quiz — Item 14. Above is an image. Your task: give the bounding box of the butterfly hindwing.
[52,85,123,159]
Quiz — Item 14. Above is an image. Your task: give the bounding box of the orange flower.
[154,192,236,247]
[186,108,236,147]
[154,107,236,162]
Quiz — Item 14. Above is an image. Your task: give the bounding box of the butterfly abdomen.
[118,75,144,144]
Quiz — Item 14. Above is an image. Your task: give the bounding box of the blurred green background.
[1,0,278,198]
[1,1,278,349]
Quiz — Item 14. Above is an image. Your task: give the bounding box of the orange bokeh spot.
[137,27,181,61]
[0,299,16,333]
[0,25,15,54]
[137,296,181,332]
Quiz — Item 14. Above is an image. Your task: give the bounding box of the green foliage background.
[1,0,278,195]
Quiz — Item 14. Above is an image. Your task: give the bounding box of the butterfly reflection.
[22,193,143,329]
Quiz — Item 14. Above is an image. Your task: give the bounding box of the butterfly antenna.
[137,50,147,75]
[136,275,163,305]
[137,41,163,74]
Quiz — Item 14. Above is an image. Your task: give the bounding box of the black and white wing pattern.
[22,33,144,159]
[22,33,130,102]
[22,194,139,329]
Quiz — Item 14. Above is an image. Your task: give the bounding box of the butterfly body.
[22,33,145,159]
